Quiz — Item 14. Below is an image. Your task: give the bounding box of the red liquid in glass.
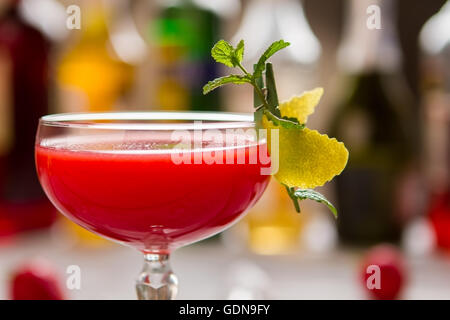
[36,139,270,253]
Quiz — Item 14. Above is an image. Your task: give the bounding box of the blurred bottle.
[242,181,308,255]
[330,0,418,246]
[57,0,133,112]
[227,0,320,254]
[0,0,56,238]
[419,0,450,250]
[150,0,227,111]
[227,0,321,112]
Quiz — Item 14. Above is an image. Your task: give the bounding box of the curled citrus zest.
[263,115,349,189]
[278,87,324,124]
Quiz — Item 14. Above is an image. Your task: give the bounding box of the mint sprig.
[203,39,304,130]
[203,39,338,217]
[204,39,291,113]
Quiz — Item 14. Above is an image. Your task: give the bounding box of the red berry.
[10,259,65,300]
[361,245,407,300]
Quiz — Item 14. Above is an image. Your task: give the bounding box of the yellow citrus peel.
[262,88,349,189]
[278,88,324,124]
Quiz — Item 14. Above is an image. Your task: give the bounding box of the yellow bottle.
[57,1,133,112]
[154,45,189,110]
[243,181,308,255]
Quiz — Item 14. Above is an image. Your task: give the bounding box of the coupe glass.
[35,112,271,300]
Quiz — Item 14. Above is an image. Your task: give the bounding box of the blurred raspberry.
[428,191,450,250]
[361,244,407,300]
[10,259,65,300]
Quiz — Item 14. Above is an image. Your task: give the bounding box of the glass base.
[135,253,178,300]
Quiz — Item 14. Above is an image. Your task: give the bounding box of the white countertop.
[0,230,449,300]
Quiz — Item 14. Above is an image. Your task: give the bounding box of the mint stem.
[251,80,270,110]
[285,185,301,213]
[265,63,281,117]
[236,61,271,110]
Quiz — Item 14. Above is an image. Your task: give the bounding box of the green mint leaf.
[234,40,245,65]
[211,39,245,68]
[254,40,290,78]
[263,110,305,129]
[211,40,236,67]
[293,189,337,218]
[203,75,251,94]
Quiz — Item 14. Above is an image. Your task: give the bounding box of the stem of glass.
[135,253,178,300]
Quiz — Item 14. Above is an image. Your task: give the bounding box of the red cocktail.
[36,138,269,252]
[35,112,270,299]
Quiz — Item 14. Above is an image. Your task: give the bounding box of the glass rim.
[39,111,256,131]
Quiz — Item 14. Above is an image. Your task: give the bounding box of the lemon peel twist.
[263,115,349,189]
[263,88,348,189]
[278,88,324,124]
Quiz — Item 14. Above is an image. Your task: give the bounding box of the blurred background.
[0,0,449,299]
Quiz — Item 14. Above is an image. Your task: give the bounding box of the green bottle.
[153,0,222,111]
[331,0,418,246]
